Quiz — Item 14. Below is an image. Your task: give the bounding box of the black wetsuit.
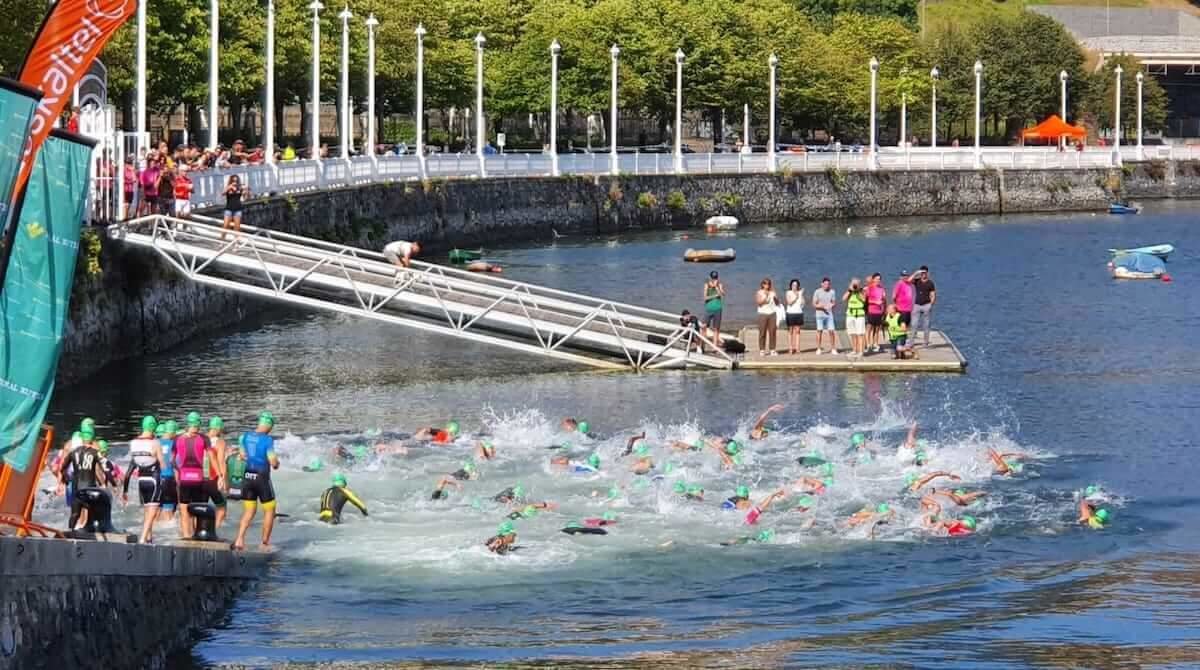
[65,446,102,528]
[493,488,519,503]
[318,486,368,524]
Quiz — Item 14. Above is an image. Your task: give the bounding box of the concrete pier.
[734,328,967,372]
[0,536,270,670]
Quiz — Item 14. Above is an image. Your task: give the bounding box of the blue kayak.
[1107,244,1173,261]
[1109,203,1140,215]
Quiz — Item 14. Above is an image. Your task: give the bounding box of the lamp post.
[309,1,323,161]
[1113,64,1123,166]
[610,44,620,176]
[1060,69,1068,150]
[742,104,750,154]
[973,59,983,169]
[209,0,219,150]
[365,14,378,159]
[549,39,561,176]
[338,6,352,159]
[1136,71,1144,160]
[930,67,939,149]
[674,48,684,174]
[415,24,427,175]
[136,0,147,158]
[475,33,486,176]
[868,56,879,170]
[768,53,778,173]
[265,0,276,163]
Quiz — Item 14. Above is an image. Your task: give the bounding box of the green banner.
[0,130,95,472]
[0,81,39,257]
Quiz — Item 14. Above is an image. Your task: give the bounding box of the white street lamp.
[209,0,220,150]
[365,14,378,159]
[768,52,778,172]
[973,59,983,169]
[1060,70,1069,121]
[136,0,147,158]
[742,104,751,154]
[1136,71,1144,160]
[338,6,352,159]
[549,39,561,176]
[265,0,276,163]
[868,56,879,170]
[475,33,486,176]
[610,43,620,176]
[674,48,684,174]
[930,66,939,149]
[1113,64,1123,166]
[309,1,323,161]
[415,24,427,174]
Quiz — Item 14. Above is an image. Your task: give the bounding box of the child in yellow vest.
[885,304,908,359]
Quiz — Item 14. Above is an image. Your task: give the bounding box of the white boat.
[1108,252,1166,280]
[705,215,739,230]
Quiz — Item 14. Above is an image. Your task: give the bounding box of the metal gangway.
[106,215,735,371]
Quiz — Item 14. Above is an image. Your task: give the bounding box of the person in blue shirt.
[232,412,281,551]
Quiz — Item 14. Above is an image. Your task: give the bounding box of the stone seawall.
[0,537,268,670]
[58,162,1199,384]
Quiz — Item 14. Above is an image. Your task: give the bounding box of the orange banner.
[15,0,136,195]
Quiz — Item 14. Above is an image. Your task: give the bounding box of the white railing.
[115,144,1198,210]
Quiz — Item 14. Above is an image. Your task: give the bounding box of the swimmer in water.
[987,448,1029,476]
[920,488,986,514]
[475,440,496,461]
[901,471,961,494]
[705,437,744,469]
[749,403,785,440]
[796,451,829,468]
[629,442,654,475]
[721,528,775,546]
[561,520,608,535]
[1078,500,1111,530]
[506,500,557,520]
[550,452,601,473]
[923,514,977,536]
[844,432,878,463]
[584,511,618,527]
[793,476,833,495]
[560,417,590,436]
[415,421,460,444]
[621,432,646,457]
[318,473,368,524]
[722,485,753,510]
[847,503,895,528]
[901,423,930,466]
[486,521,518,554]
[743,489,788,525]
[430,477,463,500]
[492,484,527,504]
[672,481,705,501]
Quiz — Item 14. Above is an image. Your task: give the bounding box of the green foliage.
[1082,54,1169,138]
[717,192,741,208]
[636,191,658,208]
[826,165,848,191]
[666,190,687,210]
[80,228,103,278]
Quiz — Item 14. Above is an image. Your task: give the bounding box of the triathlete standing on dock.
[233,412,281,551]
[123,416,165,544]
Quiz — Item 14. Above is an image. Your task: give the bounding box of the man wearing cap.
[911,265,936,347]
[233,412,281,551]
[892,270,916,327]
[702,271,726,344]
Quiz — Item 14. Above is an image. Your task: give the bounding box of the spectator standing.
[282,144,297,161]
[812,277,838,355]
[865,272,886,353]
[66,106,80,134]
[122,157,136,219]
[220,175,249,242]
[702,271,725,345]
[843,277,866,359]
[137,152,162,217]
[755,278,779,356]
[173,165,194,217]
[892,269,915,326]
[156,159,175,215]
[784,279,805,355]
[912,265,937,347]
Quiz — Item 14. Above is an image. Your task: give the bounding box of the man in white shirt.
[812,277,838,355]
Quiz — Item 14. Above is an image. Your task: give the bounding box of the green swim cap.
[307,457,323,471]
[209,416,224,430]
[512,484,525,498]
[565,521,582,529]
[916,438,929,449]
[796,495,814,508]
[587,453,600,469]
[607,486,621,499]
[1095,508,1110,523]
[80,426,95,441]
[332,473,347,487]
[1011,462,1024,473]
[904,473,918,487]
[961,515,977,530]
[725,440,742,455]
[756,529,775,543]
[353,444,369,459]
[462,461,476,473]
[673,481,687,494]
[482,439,494,450]
[258,412,275,428]
[736,485,750,499]
[634,444,650,457]
[686,485,704,496]
[823,477,834,487]
[81,417,96,430]
[446,420,460,436]
[163,420,178,435]
[876,503,890,514]
[497,521,516,536]
[186,411,202,427]
[954,488,966,496]
[1084,485,1098,497]
[664,462,676,474]
[154,425,165,438]
[577,421,590,434]
[602,511,617,521]
[851,432,866,446]
[821,463,835,476]
[141,415,158,432]
[96,440,109,454]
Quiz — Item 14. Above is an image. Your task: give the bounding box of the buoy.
[1161,273,1172,283]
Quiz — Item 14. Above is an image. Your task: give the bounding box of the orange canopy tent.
[1021,115,1086,143]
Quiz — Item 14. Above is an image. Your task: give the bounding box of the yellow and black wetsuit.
[319,485,368,524]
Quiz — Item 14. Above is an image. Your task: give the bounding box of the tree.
[1082,54,1169,141]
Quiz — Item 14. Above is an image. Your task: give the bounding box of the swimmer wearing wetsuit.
[721,528,775,546]
[506,501,556,520]
[493,484,526,504]
[561,520,607,535]
[415,421,460,444]
[988,448,1028,476]
[672,481,705,501]
[749,404,785,440]
[123,416,165,544]
[61,427,106,529]
[319,474,368,524]
[722,485,753,510]
[431,462,476,500]
[621,432,646,457]
[1078,500,1111,529]
[486,521,518,554]
[561,418,590,436]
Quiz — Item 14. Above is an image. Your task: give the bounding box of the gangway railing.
[107,215,734,372]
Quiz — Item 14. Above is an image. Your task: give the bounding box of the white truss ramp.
[107,215,735,372]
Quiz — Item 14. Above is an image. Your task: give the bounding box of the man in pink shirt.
[892,270,915,326]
